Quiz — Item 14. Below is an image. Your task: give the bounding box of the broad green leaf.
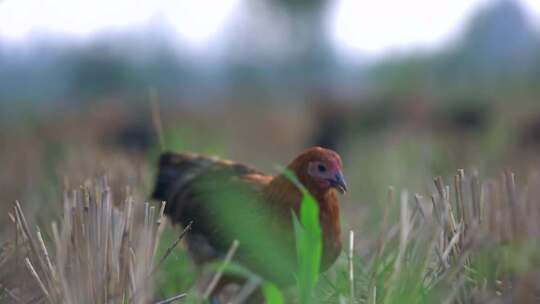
[282,169,322,304]
[262,282,285,304]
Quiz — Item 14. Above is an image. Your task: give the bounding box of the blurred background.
[2,0,540,300]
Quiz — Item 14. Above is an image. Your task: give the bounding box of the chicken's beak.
[329,170,347,194]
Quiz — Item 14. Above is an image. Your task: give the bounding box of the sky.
[0,0,539,57]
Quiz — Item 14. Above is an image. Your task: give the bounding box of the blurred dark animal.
[437,99,491,135]
[152,147,346,290]
[355,101,397,134]
[308,96,399,154]
[103,121,156,153]
[308,99,350,153]
[519,114,540,149]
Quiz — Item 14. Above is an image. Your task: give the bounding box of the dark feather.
[152,152,281,264]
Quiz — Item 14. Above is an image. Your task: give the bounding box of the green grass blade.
[262,282,285,304]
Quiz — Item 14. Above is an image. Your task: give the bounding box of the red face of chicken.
[290,147,347,195]
[306,157,347,194]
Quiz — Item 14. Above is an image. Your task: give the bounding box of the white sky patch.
[0,0,538,56]
[0,0,158,37]
[328,0,490,56]
[0,0,241,48]
[328,0,540,57]
[162,0,241,48]
[522,0,540,26]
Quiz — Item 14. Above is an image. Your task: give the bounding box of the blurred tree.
[68,48,140,99]
[367,0,540,97]
[460,0,537,71]
[224,0,337,86]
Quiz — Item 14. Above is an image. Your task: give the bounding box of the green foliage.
[293,191,322,304]
[196,172,297,286]
[154,229,196,299]
[282,170,322,304]
[471,240,540,286]
[262,282,285,304]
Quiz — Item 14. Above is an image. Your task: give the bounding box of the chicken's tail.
[151,152,216,203]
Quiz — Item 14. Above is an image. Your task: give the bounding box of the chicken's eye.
[318,164,327,172]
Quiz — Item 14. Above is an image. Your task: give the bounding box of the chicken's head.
[289,146,347,195]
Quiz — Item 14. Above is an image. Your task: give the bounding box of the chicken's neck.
[263,175,303,214]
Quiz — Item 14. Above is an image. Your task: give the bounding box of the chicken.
[152,146,346,286]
